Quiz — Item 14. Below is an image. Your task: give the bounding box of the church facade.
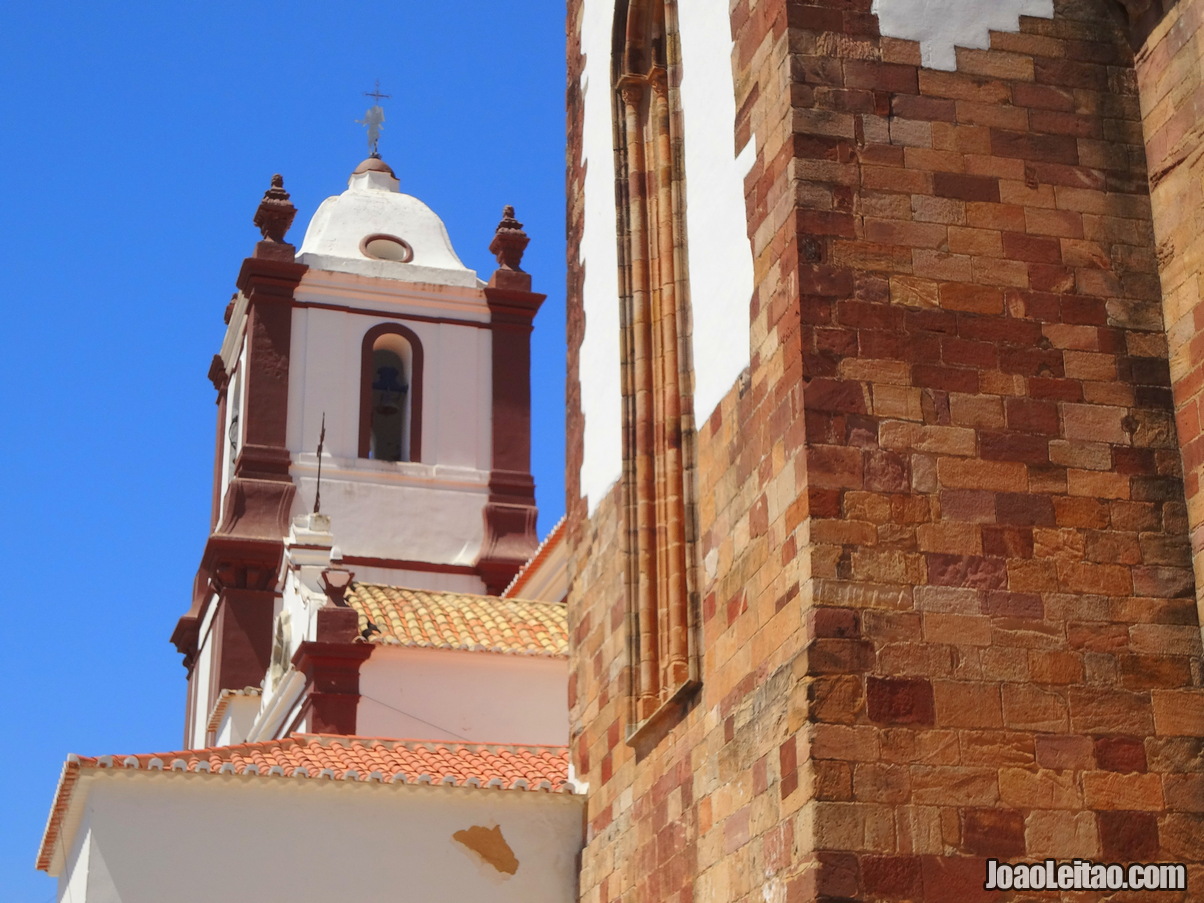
[565,0,1204,900]
[37,155,583,901]
[36,0,1204,900]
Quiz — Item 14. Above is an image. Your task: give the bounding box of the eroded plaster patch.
[453,824,519,875]
[872,0,1054,70]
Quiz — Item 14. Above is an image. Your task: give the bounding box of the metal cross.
[364,79,391,104]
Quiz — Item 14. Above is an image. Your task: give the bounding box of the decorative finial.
[489,205,530,271]
[253,173,296,243]
[357,80,391,157]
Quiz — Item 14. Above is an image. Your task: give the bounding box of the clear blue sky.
[0,3,566,898]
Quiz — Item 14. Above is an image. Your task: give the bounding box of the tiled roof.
[39,734,572,872]
[347,584,567,657]
[502,516,566,598]
[205,686,261,734]
[71,734,571,788]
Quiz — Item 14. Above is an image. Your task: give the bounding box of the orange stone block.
[1069,688,1155,735]
[999,766,1082,809]
[923,612,994,647]
[1002,684,1070,732]
[1056,559,1133,594]
[809,723,881,763]
[948,225,1004,257]
[1035,734,1094,771]
[1152,690,1204,736]
[938,458,1028,491]
[911,766,1000,807]
[938,282,1004,314]
[933,680,1004,728]
[1024,810,1101,859]
[959,730,1035,768]
[1082,771,1165,810]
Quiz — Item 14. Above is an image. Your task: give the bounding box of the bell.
[372,365,408,416]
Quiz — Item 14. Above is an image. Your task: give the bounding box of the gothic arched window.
[614,0,699,731]
[359,324,424,462]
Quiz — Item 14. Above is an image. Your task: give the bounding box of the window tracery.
[613,0,699,729]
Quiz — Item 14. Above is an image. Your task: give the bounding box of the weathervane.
[357,80,391,157]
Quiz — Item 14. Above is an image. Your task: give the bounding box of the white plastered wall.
[344,564,484,593]
[213,695,261,747]
[274,561,318,686]
[217,342,247,524]
[871,0,1053,70]
[357,647,569,746]
[56,774,582,903]
[60,823,92,903]
[577,0,754,513]
[188,596,219,747]
[577,0,624,514]
[249,534,329,741]
[286,272,493,565]
[676,4,756,426]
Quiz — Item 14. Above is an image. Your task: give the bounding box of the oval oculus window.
[361,233,414,262]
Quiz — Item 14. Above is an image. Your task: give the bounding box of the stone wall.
[1135,0,1204,641]
[565,1,1204,901]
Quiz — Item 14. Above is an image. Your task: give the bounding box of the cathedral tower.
[172,156,544,746]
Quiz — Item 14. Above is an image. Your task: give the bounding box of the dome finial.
[357,80,391,158]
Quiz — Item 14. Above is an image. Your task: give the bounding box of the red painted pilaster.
[291,641,372,736]
[477,209,546,594]
[174,177,307,744]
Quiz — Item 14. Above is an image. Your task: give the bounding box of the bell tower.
[173,153,544,746]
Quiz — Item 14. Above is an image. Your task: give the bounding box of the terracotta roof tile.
[205,686,261,734]
[347,584,567,657]
[39,735,572,872]
[502,517,566,598]
[73,734,571,788]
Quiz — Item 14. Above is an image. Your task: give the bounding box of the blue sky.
[0,3,567,897]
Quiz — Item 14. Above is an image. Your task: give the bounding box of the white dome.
[296,158,479,288]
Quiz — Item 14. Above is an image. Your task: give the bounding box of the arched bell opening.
[359,323,424,462]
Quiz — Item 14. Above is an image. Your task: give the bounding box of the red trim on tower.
[174,229,307,744]
[237,256,303,458]
[291,641,373,736]
[211,588,277,692]
[477,267,545,594]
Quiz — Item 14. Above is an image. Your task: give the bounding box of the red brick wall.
[1134,0,1204,648]
[566,1,1204,901]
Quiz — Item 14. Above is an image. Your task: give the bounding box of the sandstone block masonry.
[566,1,1204,901]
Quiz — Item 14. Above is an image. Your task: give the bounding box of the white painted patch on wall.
[577,0,754,514]
[872,0,1053,70]
[677,3,755,427]
[578,0,624,514]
